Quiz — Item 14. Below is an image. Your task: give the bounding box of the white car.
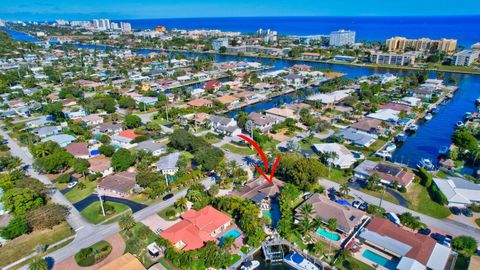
[67,181,78,188]
[352,201,361,208]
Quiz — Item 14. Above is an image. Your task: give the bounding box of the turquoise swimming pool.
[362,250,398,270]
[316,227,341,241]
[218,229,241,245]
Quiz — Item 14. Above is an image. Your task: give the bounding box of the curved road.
[73,195,147,212]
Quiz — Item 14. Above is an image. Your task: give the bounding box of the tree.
[2,188,44,215]
[367,173,381,191]
[451,129,478,150]
[0,216,31,239]
[327,218,337,231]
[339,183,351,197]
[111,148,135,171]
[72,158,90,179]
[27,204,69,230]
[124,114,142,129]
[174,197,188,212]
[452,236,478,257]
[399,212,423,230]
[99,144,115,157]
[118,96,136,109]
[119,214,136,231]
[28,258,48,270]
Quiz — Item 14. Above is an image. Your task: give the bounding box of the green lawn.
[360,188,401,205]
[80,201,130,224]
[404,183,451,219]
[326,168,351,184]
[202,133,222,144]
[121,223,162,268]
[335,256,374,270]
[64,180,98,204]
[298,137,323,151]
[221,143,256,155]
[0,223,74,268]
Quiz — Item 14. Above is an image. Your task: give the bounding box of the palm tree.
[299,203,314,222]
[339,183,351,197]
[175,197,188,212]
[6,157,22,171]
[222,236,236,250]
[28,258,48,270]
[34,144,51,158]
[119,214,136,231]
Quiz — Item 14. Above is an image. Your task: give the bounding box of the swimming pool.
[362,249,398,270]
[316,227,341,241]
[218,229,241,245]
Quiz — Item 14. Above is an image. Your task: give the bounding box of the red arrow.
[238,134,280,184]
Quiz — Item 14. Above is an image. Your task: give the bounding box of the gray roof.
[209,115,232,126]
[136,140,165,152]
[359,229,412,256]
[337,127,377,146]
[33,125,61,136]
[41,134,76,145]
[156,152,181,171]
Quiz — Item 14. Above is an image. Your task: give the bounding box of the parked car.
[442,236,452,247]
[418,228,431,235]
[67,181,78,188]
[462,208,473,217]
[386,212,401,225]
[352,201,361,208]
[359,202,368,211]
[450,206,461,215]
[162,193,174,201]
[430,233,444,242]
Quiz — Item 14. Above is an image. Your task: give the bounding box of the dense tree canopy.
[111,148,135,171]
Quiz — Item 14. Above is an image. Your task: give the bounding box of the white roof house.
[367,109,400,122]
[306,89,353,104]
[313,143,356,169]
[433,177,480,207]
[41,134,76,147]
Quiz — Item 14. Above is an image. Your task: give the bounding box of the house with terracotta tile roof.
[354,160,415,187]
[350,117,385,135]
[216,95,240,107]
[358,217,453,270]
[231,177,284,204]
[65,142,90,159]
[111,129,140,149]
[159,206,233,251]
[187,98,213,108]
[203,80,221,91]
[88,155,113,176]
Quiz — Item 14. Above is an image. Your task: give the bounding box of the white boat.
[417,158,435,171]
[385,142,397,152]
[475,97,480,105]
[424,113,433,121]
[455,121,465,128]
[438,146,450,155]
[240,260,260,270]
[406,123,418,132]
[284,252,319,270]
[376,150,392,159]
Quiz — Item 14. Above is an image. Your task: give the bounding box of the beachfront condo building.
[386,36,457,54]
[329,29,356,47]
[452,50,480,66]
[370,52,416,66]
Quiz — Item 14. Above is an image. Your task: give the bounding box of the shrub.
[398,186,407,193]
[452,236,478,257]
[101,202,115,215]
[469,203,480,212]
[367,204,385,217]
[0,216,31,239]
[429,183,448,205]
[74,247,95,267]
[165,209,177,218]
[56,173,71,183]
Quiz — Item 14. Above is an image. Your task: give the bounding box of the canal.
[5,28,480,168]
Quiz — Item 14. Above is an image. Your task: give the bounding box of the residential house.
[265,107,297,121]
[136,140,167,156]
[111,129,140,149]
[216,95,240,107]
[203,80,221,91]
[209,115,242,137]
[283,73,304,88]
[187,98,213,108]
[65,142,90,159]
[83,114,104,127]
[41,134,76,147]
[350,117,385,135]
[354,160,415,187]
[380,102,413,114]
[248,112,279,133]
[433,176,480,207]
[26,116,53,128]
[64,109,87,120]
[231,177,284,204]
[156,152,180,175]
[88,155,113,176]
[295,193,365,235]
[313,143,357,169]
[358,217,452,270]
[96,123,123,134]
[97,171,137,198]
[336,127,378,147]
[32,125,62,138]
[367,109,401,122]
[306,89,353,106]
[159,205,232,251]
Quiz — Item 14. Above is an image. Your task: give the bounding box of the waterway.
[5,28,480,168]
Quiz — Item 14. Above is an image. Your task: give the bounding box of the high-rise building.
[93,19,110,30]
[452,50,479,66]
[370,52,416,66]
[329,30,356,47]
[212,38,229,51]
[110,22,120,30]
[120,22,132,33]
[386,37,457,54]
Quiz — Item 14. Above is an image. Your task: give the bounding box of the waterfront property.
[356,217,454,270]
[354,160,415,188]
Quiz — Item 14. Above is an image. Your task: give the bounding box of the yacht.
[455,121,465,128]
[475,97,480,105]
[385,142,397,152]
[395,133,407,142]
[284,252,319,270]
[464,112,473,120]
[417,158,435,171]
[424,113,433,121]
[438,146,450,155]
[376,150,392,159]
[240,259,260,270]
[406,123,418,133]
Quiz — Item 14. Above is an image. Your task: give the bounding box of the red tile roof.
[118,129,140,139]
[187,98,213,107]
[159,206,232,251]
[366,217,437,265]
[65,142,89,157]
[203,81,220,89]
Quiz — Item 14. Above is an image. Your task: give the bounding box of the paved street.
[319,179,480,242]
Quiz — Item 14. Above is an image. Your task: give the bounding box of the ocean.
[121,16,480,46]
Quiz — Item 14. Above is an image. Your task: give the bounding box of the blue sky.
[1,0,480,21]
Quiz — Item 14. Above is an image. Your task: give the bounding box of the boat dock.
[262,238,284,263]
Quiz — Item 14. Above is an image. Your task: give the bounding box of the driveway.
[142,214,180,233]
[73,195,148,213]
